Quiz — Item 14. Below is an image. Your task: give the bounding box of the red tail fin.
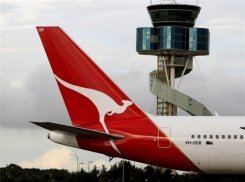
[37,26,146,130]
[37,27,201,170]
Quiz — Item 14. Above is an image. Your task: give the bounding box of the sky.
[0,0,245,171]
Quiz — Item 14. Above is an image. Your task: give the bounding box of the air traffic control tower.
[136,1,213,116]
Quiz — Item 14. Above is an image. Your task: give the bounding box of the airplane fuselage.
[48,116,245,173]
[153,116,245,173]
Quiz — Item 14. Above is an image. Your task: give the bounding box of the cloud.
[19,147,75,170]
[1,63,70,128]
[18,147,111,171]
[0,48,23,53]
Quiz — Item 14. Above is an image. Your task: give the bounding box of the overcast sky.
[0,0,245,171]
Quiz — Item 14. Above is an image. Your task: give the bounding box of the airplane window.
[222,135,225,139]
[215,135,219,139]
[240,135,243,139]
[228,135,231,139]
[191,135,195,139]
[203,135,207,139]
[234,135,237,139]
[209,135,213,139]
[197,135,201,139]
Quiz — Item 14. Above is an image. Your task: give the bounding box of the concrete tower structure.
[136,1,212,116]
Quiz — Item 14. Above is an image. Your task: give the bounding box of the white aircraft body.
[32,26,245,174]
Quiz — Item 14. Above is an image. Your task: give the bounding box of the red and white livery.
[33,26,245,174]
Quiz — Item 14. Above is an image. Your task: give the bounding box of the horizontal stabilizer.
[31,122,124,140]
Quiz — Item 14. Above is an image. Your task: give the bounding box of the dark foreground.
[1,161,244,182]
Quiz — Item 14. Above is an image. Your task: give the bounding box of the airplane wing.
[31,122,124,140]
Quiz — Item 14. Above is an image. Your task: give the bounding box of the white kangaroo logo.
[54,75,133,154]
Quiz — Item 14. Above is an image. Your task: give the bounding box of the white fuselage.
[150,115,245,173]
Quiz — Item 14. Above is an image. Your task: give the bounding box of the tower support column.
[156,55,177,116]
[156,55,168,116]
[169,55,177,115]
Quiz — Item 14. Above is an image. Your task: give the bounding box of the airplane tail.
[36,26,150,133]
[36,27,201,171]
